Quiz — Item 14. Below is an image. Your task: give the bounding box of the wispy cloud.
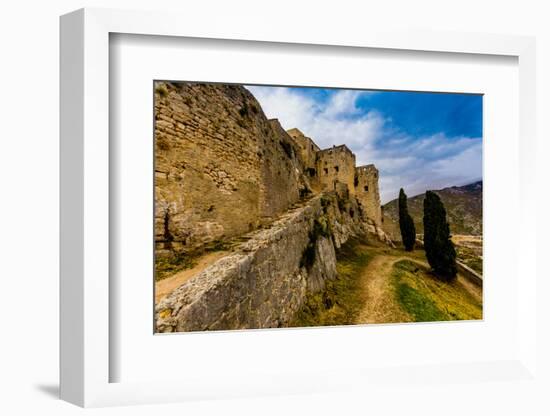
[246,85,482,204]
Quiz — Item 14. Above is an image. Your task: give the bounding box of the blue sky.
[246,85,482,203]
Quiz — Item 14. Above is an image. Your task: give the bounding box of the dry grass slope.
[391,260,482,322]
[291,241,482,327]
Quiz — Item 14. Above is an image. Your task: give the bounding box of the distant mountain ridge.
[382,181,482,240]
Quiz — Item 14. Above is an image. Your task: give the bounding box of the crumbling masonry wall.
[286,128,321,191]
[154,81,388,260]
[154,82,305,255]
[155,193,366,332]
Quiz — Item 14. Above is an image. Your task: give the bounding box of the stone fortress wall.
[154,81,393,331]
[286,127,320,168]
[286,128,321,191]
[155,82,388,256]
[154,82,308,255]
[156,193,366,332]
[286,129,383,233]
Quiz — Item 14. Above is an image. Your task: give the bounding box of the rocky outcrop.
[155,193,366,332]
[365,218,395,248]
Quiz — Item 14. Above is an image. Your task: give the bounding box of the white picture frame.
[60,7,538,408]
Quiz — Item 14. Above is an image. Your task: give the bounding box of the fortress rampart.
[154,82,388,257]
[154,82,306,255]
[154,81,393,331]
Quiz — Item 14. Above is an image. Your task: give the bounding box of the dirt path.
[155,251,228,303]
[354,252,482,324]
[355,255,412,324]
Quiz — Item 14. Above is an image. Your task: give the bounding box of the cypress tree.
[423,191,457,281]
[398,188,416,251]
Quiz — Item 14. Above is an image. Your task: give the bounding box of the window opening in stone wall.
[324,168,328,175]
[364,185,368,192]
[334,166,339,173]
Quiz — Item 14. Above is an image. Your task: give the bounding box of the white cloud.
[374,135,482,203]
[246,86,319,131]
[246,86,482,204]
[246,86,382,153]
[321,90,363,118]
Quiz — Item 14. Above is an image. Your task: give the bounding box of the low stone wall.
[415,238,482,286]
[155,193,364,332]
[456,261,483,287]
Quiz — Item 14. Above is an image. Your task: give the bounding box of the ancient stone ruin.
[154,81,392,332]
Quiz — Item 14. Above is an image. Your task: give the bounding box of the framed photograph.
[60,8,537,408]
[152,80,484,334]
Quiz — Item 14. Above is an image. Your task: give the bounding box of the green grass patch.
[391,260,482,322]
[394,277,447,322]
[291,238,372,327]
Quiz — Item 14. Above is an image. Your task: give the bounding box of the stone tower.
[355,164,382,227]
[315,145,356,194]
